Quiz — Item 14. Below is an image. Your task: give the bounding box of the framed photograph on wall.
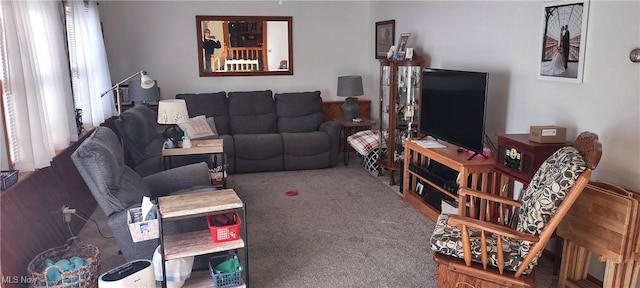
[375,20,395,59]
[538,0,590,83]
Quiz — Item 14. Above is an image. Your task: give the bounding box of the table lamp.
[337,75,364,121]
[157,99,189,147]
[100,70,155,114]
[127,78,159,105]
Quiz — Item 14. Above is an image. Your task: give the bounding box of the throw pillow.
[206,117,219,135]
[177,115,216,139]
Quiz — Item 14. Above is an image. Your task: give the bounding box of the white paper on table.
[412,139,446,149]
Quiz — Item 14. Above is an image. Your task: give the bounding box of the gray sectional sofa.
[176,90,342,174]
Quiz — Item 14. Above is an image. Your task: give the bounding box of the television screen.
[420,68,488,156]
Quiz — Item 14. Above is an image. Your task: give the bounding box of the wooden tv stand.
[403,140,496,222]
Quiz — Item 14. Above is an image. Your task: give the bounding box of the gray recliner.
[115,105,213,177]
[71,126,212,263]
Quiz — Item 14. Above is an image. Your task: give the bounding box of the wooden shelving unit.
[162,139,227,188]
[402,140,495,221]
[158,188,248,288]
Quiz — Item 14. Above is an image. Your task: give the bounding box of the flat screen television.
[420,68,488,158]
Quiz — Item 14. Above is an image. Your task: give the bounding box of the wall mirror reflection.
[196,15,293,77]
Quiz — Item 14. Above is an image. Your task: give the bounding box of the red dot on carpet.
[285,190,298,196]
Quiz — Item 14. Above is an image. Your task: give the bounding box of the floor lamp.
[100,70,155,114]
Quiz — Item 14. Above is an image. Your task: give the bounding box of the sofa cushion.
[176,92,230,135]
[516,146,586,260]
[281,132,331,170]
[228,90,277,134]
[233,133,283,173]
[275,91,323,133]
[114,105,164,166]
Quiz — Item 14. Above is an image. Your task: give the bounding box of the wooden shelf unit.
[162,139,227,188]
[402,140,496,221]
[158,188,248,288]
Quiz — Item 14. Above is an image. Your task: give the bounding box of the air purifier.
[98,259,155,288]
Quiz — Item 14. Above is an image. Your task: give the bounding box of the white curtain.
[1,1,78,171]
[66,0,116,128]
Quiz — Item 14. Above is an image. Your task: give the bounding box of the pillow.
[206,117,219,135]
[177,115,216,139]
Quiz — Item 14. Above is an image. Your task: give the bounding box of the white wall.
[101,1,371,101]
[267,21,289,71]
[371,0,640,282]
[371,0,639,189]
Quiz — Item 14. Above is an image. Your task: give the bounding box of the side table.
[158,188,248,288]
[336,118,376,166]
[162,138,226,188]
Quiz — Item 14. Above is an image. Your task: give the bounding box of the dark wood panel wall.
[0,120,120,285]
[322,99,372,121]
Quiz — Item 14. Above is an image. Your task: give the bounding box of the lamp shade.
[140,72,155,89]
[127,78,159,103]
[157,99,189,124]
[337,75,364,97]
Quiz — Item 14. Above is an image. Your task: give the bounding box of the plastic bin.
[208,252,242,288]
[207,213,241,243]
[0,170,18,191]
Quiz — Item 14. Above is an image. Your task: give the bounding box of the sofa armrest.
[143,162,211,197]
[319,121,343,166]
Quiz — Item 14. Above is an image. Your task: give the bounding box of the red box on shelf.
[207,213,241,243]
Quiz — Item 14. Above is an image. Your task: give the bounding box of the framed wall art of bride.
[538,0,590,83]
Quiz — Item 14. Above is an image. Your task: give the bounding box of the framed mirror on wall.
[196,15,293,77]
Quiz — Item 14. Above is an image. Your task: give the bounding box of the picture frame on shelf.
[396,33,411,60]
[375,20,395,59]
[538,0,590,83]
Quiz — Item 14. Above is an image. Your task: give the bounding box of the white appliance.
[98,260,155,288]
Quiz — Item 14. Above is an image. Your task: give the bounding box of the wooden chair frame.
[434,131,602,287]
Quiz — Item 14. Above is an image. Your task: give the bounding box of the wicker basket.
[27,237,100,288]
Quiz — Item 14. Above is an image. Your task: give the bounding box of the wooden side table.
[162,138,226,188]
[336,118,376,166]
[495,133,572,184]
[337,118,377,166]
[158,188,248,287]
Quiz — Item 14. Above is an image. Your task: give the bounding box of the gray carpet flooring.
[77,154,558,287]
[228,165,436,287]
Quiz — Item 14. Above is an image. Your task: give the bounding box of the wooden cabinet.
[403,140,495,222]
[378,55,425,185]
[495,134,572,184]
